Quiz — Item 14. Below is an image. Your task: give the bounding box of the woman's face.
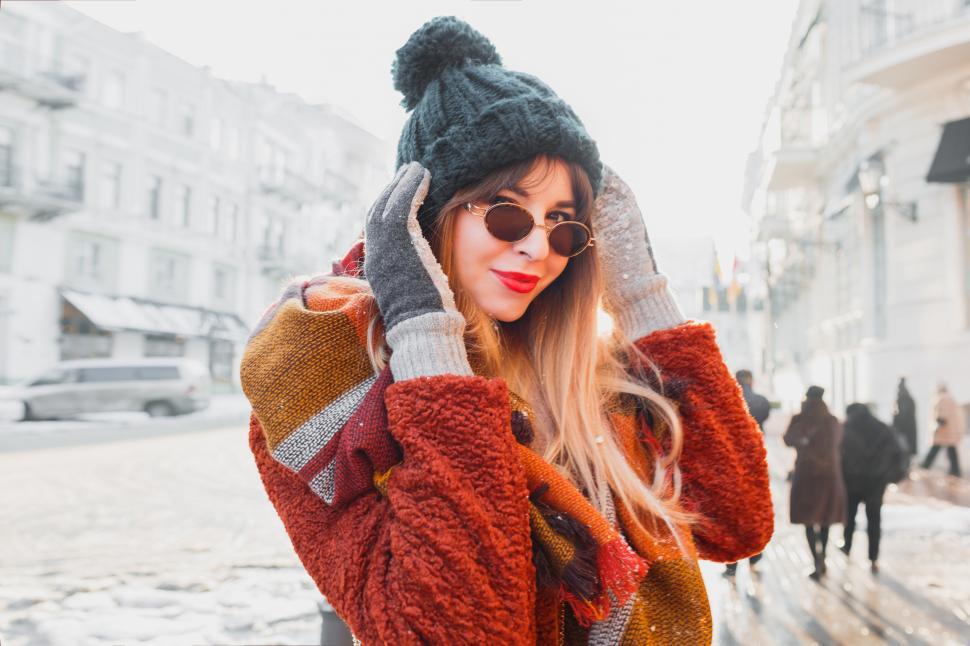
[452,159,575,322]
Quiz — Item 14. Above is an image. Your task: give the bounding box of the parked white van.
[2,358,211,420]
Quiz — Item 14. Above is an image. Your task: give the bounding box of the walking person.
[921,383,965,477]
[724,369,771,577]
[241,17,773,644]
[783,386,846,580]
[892,377,918,456]
[840,403,903,573]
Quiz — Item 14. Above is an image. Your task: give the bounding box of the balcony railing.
[255,243,291,279]
[0,43,86,109]
[858,0,970,56]
[258,167,318,204]
[0,164,85,221]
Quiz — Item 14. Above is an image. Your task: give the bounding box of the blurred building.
[0,2,389,387]
[655,237,763,378]
[745,0,970,429]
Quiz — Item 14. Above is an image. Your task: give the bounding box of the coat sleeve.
[242,279,535,645]
[631,322,774,563]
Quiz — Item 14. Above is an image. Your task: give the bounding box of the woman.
[783,386,846,580]
[840,403,903,572]
[241,17,772,645]
[921,383,965,477]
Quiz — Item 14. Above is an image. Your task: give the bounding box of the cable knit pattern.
[393,17,602,237]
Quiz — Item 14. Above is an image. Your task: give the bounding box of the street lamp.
[858,155,918,221]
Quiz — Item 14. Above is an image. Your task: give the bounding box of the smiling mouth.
[491,270,540,294]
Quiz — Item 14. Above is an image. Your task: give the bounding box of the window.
[175,184,192,228]
[260,216,285,254]
[259,139,287,184]
[178,103,196,137]
[149,249,190,302]
[146,175,163,220]
[151,89,167,127]
[0,125,13,188]
[61,149,85,201]
[74,239,102,279]
[145,334,185,357]
[64,233,117,290]
[100,161,122,210]
[79,366,139,383]
[223,203,238,242]
[209,117,222,150]
[62,54,90,95]
[102,70,125,110]
[209,196,220,236]
[138,365,180,380]
[213,265,235,305]
[226,127,240,160]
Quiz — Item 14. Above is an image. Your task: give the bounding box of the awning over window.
[61,290,249,340]
[926,116,970,183]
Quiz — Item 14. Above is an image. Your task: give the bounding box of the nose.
[512,211,551,261]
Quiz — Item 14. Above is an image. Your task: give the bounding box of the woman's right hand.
[364,162,472,380]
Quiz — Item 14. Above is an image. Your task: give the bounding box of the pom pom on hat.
[392,16,502,110]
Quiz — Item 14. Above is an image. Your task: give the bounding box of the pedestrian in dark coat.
[892,377,918,456]
[724,369,772,577]
[840,403,902,572]
[784,386,846,580]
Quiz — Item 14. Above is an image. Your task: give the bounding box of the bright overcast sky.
[66,0,798,261]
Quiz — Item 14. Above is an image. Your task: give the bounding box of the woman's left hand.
[592,165,685,339]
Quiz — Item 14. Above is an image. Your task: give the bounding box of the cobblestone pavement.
[1,416,969,645]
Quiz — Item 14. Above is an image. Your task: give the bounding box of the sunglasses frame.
[464,202,595,258]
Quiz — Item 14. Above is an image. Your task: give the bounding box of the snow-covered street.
[1,415,969,645]
[0,423,323,646]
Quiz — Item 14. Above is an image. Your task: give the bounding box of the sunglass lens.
[485,204,534,242]
[549,222,591,257]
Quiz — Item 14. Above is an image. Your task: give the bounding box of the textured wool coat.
[784,399,846,526]
[241,273,773,645]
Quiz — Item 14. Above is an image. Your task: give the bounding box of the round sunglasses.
[464,202,595,258]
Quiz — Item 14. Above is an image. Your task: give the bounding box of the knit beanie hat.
[806,386,825,400]
[392,16,603,237]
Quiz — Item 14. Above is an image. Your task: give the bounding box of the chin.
[483,297,532,323]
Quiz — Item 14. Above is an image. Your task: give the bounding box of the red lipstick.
[492,269,540,294]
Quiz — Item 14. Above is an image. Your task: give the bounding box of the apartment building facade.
[0,2,389,387]
[745,0,970,430]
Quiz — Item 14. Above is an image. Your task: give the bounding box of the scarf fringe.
[598,537,650,605]
[562,537,650,628]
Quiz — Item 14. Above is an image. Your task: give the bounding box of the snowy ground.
[1,413,968,645]
[0,423,324,646]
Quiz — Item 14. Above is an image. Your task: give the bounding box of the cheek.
[452,215,505,285]
[544,256,569,284]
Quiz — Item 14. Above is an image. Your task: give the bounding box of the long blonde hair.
[345,155,692,544]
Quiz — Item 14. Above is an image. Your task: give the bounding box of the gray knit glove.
[364,162,473,381]
[593,165,685,340]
